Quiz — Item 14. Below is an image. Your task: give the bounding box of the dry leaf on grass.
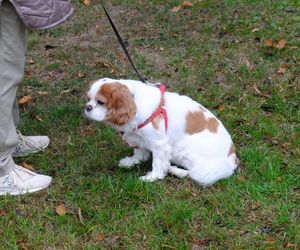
[213,104,225,112]
[97,60,119,75]
[28,58,35,64]
[18,95,32,106]
[277,64,287,74]
[264,39,273,47]
[217,104,225,112]
[182,1,193,7]
[274,39,287,49]
[171,5,181,13]
[238,175,246,183]
[83,0,90,6]
[17,240,29,250]
[56,203,67,216]
[77,71,86,78]
[21,162,35,171]
[0,210,7,216]
[95,233,105,241]
[264,39,287,49]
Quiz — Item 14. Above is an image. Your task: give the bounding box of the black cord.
[101,3,146,83]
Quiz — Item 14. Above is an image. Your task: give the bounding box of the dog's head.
[85,79,137,126]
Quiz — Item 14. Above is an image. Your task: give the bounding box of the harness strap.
[137,85,168,131]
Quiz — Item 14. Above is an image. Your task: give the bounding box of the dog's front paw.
[140,171,166,182]
[119,157,140,168]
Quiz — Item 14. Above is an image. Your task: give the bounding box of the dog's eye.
[97,100,105,106]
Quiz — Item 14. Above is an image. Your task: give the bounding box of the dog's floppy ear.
[101,82,136,125]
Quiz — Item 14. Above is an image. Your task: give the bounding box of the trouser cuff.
[0,156,15,176]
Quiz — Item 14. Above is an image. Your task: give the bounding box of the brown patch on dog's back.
[207,117,219,133]
[185,106,220,135]
[186,110,206,134]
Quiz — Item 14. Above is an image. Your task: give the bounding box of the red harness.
[137,84,168,131]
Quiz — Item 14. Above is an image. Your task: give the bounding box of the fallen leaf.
[213,104,225,112]
[97,60,119,75]
[277,64,287,74]
[251,202,261,210]
[28,58,35,64]
[0,210,7,216]
[83,0,90,6]
[116,51,125,61]
[264,39,273,47]
[56,203,67,216]
[171,5,181,13]
[280,142,291,150]
[182,1,193,7]
[275,39,287,49]
[238,175,246,183]
[95,233,105,241]
[21,162,35,171]
[247,211,257,221]
[17,240,29,250]
[18,95,32,106]
[218,104,225,111]
[77,71,86,78]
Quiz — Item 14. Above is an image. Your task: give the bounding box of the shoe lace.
[1,175,13,186]
[16,130,45,152]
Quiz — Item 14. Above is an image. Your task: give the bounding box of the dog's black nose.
[85,105,93,112]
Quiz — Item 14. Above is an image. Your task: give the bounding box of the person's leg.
[12,98,20,127]
[0,1,52,195]
[0,0,27,176]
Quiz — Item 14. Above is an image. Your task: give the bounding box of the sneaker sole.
[0,183,51,196]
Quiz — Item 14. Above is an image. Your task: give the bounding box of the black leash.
[101,3,146,83]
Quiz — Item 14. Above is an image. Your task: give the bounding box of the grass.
[0,0,299,249]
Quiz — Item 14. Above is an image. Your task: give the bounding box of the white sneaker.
[0,165,52,195]
[12,131,50,157]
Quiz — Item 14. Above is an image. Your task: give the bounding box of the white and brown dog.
[85,78,238,186]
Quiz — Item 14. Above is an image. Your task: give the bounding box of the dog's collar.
[137,84,168,131]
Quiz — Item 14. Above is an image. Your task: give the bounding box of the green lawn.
[0,0,299,249]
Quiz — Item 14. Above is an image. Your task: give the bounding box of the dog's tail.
[188,157,237,186]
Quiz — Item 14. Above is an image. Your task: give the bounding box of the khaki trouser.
[0,0,27,176]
